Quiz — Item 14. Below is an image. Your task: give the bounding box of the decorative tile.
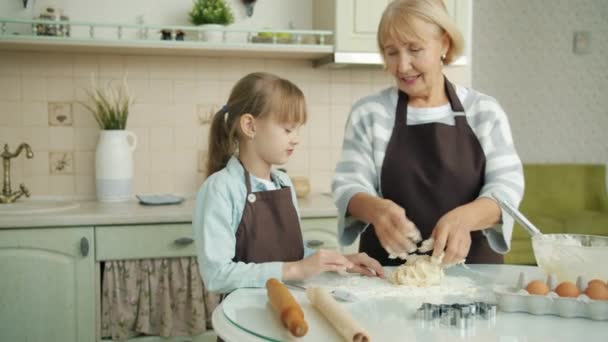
[49,151,74,175]
[197,104,219,125]
[48,102,73,126]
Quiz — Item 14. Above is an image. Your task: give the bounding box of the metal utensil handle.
[491,193,541,236]
[80,237,89,257]
[173,237,194,246]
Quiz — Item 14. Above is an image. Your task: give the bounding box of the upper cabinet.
[314,0,390,53]
[314,0,471,62]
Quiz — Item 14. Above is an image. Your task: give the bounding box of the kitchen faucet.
[1,143,34,204]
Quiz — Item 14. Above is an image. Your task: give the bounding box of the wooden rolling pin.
[266,278,309,337]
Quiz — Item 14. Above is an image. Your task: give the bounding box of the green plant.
[81,77,133,130]
[188,0,234,26]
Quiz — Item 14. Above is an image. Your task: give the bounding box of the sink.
[0,200,80,214]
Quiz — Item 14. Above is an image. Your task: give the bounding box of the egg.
[587,279,605,288]
[526,280,550,295]
[585,282,608,300]
[555,281,580,297]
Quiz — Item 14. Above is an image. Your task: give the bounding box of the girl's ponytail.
[206,106,237,176]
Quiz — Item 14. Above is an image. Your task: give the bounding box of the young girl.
[193,72,384,294]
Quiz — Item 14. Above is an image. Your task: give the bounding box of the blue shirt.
[193,156,312,294]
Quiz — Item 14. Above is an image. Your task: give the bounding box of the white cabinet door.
[335,0,391,52]
[0,227,96,342]
[332,0,471,55]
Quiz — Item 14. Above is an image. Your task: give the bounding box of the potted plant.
[188,0,234,42]
[81,77,137,202]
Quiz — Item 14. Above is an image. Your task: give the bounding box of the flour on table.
[302,265,482,304]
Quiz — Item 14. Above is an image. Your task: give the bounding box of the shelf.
[0,18,334,60]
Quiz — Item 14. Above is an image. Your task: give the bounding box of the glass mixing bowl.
[532,234,608,283]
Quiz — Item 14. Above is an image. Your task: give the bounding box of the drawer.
[301,217,338,234]
[303,229,339,251]
[95,224,196,261]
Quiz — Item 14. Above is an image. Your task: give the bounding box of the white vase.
[95,130,137,202]
[200,24,224,42]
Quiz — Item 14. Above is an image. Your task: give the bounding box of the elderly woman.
[332,0,524,266]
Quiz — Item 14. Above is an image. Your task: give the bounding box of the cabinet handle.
[306,239,324,248]
[174,237,194,246]
[80,237,89,257]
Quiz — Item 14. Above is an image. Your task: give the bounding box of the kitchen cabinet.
[0,227,96,342]
[314,0,471,59]
[0,214,340,342]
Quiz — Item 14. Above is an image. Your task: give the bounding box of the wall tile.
[149,127,174,149]
[174,149,199,176]
[75,151,95,176]
[22,151,49,177]
[75,175,96,197]
[73,55,99,77]
[124,56,150,80]
[21,53,49,77]
[98,55,125,79]
[173,80,199,104]
[0,52,21,76]
[308,148,332,172]
[150,148,174,172]
[21,127,48,152]
[21,77,47,102]
[49,175,75,196]
[0,76,21,101]
[45,54,73,78]
[196,57,222,82]
[148,79,173,104]
[20,175,49,195]
[74,127,99,151]
[0,101,21,126]
[49,127,74,150]
[306,105,331,148]
[46,78,74,102]
[148,171,174,193]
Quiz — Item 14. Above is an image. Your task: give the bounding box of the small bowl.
[532,234,608,282]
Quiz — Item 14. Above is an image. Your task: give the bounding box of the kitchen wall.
[0,51,469,198]
[472,0,608,165]
[0,0,471,199]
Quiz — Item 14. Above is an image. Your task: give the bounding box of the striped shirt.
[332,85,524,254]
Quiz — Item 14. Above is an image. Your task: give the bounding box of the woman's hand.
[344,253,385,278]
[431,207,472,265]
[369,198,421,256]
[282,249,354,281]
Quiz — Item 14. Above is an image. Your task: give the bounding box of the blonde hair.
[206,72,307,176]
[377,0,464,65]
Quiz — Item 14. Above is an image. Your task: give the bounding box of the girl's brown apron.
[217,167,304,341]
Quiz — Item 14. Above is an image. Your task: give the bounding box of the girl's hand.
[431,208,472,265]
[282,249,354,281]
[344,253,385,278]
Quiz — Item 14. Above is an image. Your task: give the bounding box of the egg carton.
[493,272,608,320]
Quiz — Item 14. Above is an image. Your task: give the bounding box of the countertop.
[0,193,337,229]
[212,265,608,342]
